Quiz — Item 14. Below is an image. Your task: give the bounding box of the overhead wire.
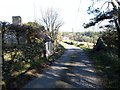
[72,0,81,32]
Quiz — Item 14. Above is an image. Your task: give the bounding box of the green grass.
[14,64,30,76]
[81,47,120,88]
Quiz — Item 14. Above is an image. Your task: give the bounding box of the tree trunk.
[117,7,120,59]
[111,0,120,58]
[114,19,120,58]
[117,28,120,59]
[2,22,5,63]
[16,33,19,45]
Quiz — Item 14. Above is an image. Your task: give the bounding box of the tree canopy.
[84,0,120,28]
[83,0,120,58]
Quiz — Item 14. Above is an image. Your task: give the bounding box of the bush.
[93,37,106,51]
[84,48,120,88]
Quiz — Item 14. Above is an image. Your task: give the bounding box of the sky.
[0,0,99,32]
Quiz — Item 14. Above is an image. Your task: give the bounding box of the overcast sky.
[0,0,97,32]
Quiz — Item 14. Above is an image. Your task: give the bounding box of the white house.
[35,29,54,58]
[45,41,54,57]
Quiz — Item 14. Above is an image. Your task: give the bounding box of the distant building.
[12,16,22,25]
[62,36,69,40]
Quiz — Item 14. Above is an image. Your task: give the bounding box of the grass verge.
[81,47,120,88]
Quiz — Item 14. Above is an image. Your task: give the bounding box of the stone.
[3,31,18,47]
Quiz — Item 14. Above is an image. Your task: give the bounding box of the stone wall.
[3,30,28,47]
[3,31,18,47]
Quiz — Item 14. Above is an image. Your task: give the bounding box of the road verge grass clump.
[81,46,120,88]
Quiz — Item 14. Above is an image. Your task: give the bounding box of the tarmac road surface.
[23,42,103,89]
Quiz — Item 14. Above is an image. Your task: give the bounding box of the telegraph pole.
[72,28,75,40]
[33,1,37,21]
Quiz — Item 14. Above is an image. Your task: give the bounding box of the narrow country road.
[23,42,102,89]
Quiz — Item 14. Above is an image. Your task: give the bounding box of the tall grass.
[83,48,120,88]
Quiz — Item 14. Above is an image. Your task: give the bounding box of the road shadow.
[23,46,103,89]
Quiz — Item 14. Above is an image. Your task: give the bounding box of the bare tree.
[41,8,64,39]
